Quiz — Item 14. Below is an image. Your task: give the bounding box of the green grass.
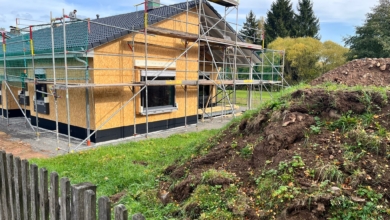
[30,130,218,219]
[220,89,277,107]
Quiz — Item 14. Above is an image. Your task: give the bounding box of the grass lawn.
[222,89,277,107]
[30,130,218,219]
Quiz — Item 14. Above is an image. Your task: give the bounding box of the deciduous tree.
[319,41,348,74]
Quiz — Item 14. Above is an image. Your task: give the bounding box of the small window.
[36,84,47,100]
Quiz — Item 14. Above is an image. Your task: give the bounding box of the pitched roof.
[0,0,245,56]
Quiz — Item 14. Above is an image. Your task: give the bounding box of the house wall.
[0,83,27,118]
[27,57,95,130]
[92,9,200,132]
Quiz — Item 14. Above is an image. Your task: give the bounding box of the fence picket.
[98,197,111,220]
[0,151,9,220]
[49,172,60,220]
[6,154,16,219]
[85,190,96,220]
[39,168,49,220]
[71,182,97,220]
[14,157,23,220]
[114,205,128,220]
[0,152,137,220]
[60,178,71,220]
[30,164,39,220]
[21,160,30,220]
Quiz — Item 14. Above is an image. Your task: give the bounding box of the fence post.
[0,151,9,220]
[98,197,111,220]
[30,164,39,220]
[60,178,71,220]
[114,205,128,220]
[49,172,60,220]
[71,182,96,220]
[84,190,96,220]
[6,153,16,219]
[14,157,23,220]
[21,160,30,220]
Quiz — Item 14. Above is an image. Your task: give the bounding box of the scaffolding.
[0,0,287,152]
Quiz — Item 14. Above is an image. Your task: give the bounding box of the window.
[35,84,47,100]
[198,75,212,108]
[141,76,175,108]
[139,70,177,115]
[34,83,50,114]
[18,86,29,106]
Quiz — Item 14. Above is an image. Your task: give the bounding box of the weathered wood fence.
[0,151,130,220]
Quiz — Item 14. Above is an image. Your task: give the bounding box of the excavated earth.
[312,58,390,86]
[160,68,390,219]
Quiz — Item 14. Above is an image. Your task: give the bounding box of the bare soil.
[162,88,390,219]
[0,131,48,159]
[311,58,390,86]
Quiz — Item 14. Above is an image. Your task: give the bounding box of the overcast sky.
[0,0,377,46]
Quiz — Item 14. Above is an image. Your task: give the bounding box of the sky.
[0,0,378,46]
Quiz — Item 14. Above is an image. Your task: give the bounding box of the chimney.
[147,0,160,10]
[96,14,100,19]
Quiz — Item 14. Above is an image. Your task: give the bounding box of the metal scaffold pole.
[1,32,5,122]
[31,26,40,140]
[144,0,149,138]
[63,9,71,151]
[2,32,9,127]
[50,11,60,150]
[185,0,189,129]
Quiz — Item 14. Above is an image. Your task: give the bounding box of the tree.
[319,41,348,74]
[344,0,390,60]
[240,10,262,44]
[295,0,320,39]
[264,0,296,46]
[268,37,322,83]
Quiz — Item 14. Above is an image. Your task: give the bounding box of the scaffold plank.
[51,79,282,90]
[207,0,239,7]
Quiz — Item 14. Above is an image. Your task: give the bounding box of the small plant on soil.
[310,116,324,134]
[183,184,247,219]
[231,141,238,148]
[317,164,344,184]
[347,124,382,155]
[201,169,237,184]
[329,111,358,132]
[329,186,388,219]
[240,144,254,159]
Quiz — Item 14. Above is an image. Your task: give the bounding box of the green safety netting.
[0,20,89,88]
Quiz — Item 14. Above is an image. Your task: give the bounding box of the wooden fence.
[0,150,131,220]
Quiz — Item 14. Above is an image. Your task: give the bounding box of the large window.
[141,76,175,108]
[139,70,177,115]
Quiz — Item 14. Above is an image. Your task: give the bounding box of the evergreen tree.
[295,0,320,39]
[240,10,261,44]
[264,0,296,46]
[344,0,390,60]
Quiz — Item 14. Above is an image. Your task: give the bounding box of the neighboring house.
[0,0,260,143]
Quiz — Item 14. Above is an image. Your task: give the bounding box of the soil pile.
[161,87,390,219]
[311,58,390,86]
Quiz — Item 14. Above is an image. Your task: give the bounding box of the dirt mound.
[311,58,390,86]
[161,87,390,219]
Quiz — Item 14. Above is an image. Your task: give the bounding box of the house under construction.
[0,0,286,151]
